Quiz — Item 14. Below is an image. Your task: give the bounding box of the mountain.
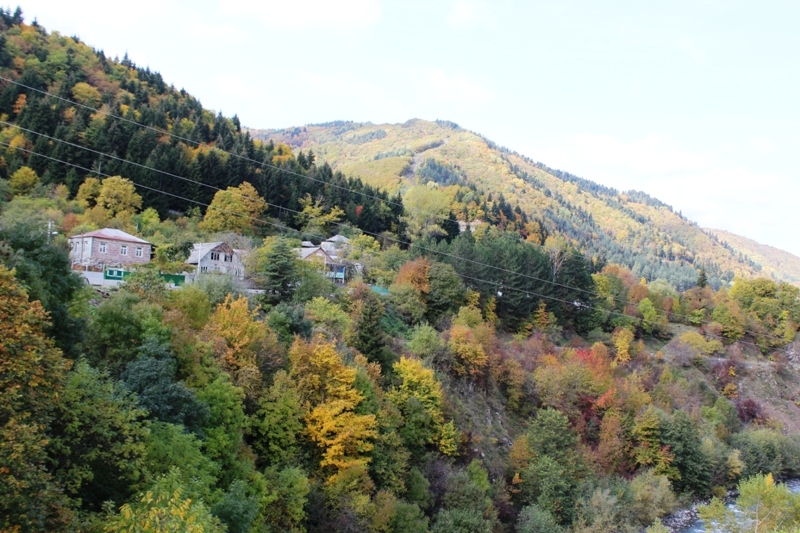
[250,120,793,290]
[706,228,800,285]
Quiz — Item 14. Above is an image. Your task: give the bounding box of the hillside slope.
[251,120,790,290]
[707,228,800,285]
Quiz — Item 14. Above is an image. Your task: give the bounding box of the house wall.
[197,250,245,278]
[70,237,151,266]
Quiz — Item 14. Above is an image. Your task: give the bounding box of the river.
[676,479,800,532]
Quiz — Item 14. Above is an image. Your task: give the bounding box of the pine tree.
[697,268,708,288]
[352,290,392,372]
[259,238,299,306]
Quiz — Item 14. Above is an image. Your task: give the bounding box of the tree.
[698,473,800,533]
[103,469,226,533]
[697,268,708,288]
[202,295,281,398]
[0,205,84,355]
[48,360,150,511]
[201,182,266,234]
[387,356,457,455]
[248,371,304,467]
[638,298,659,334]
[120,347,210,433]
[516,504,563,533]
[612,327,635,364]
[351,288,389,369]
[289,337,377,481]
[9,165,39,195]
[401,185,450,241]
[200,188,250,233]
[661,410,711,496]
[254,237,299,305]
[0,265,74,531]
[295,193,344,236]
[260,466,310,533]
[97,176,143,217]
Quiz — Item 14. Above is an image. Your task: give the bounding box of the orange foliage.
[395,258,431,295]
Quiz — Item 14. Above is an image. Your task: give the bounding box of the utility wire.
[1,139,790,354]
[3,118,789,345]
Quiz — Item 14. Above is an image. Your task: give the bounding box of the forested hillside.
[4,10,800,533]
[706,228,800,286]
[252,120,795,291]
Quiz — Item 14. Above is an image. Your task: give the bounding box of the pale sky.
[18,0,800,256]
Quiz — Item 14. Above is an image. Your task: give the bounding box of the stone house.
[69,228,152,268]
[185,242,247,279]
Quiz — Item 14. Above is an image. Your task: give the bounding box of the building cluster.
[69,228,352,287]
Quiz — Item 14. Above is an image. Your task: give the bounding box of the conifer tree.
[258,237,299,306]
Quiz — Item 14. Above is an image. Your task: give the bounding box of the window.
[135,247,143,257]
[200,266,208,272]
[224,254,233,262]
[120,245,128,256]
[210,252,220,261]
[99,242,107,253]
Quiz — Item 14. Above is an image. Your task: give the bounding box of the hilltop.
[251,120,797,290]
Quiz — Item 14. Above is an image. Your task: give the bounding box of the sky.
[18,0,800,256]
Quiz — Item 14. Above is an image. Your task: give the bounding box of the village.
[68,227,352,289]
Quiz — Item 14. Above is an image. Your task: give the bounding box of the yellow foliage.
[448,324,488,377]
[290,337,377,480]
[612,327,635,364]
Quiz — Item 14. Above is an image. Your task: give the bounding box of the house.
[69,228,152,268]
[320,234,350,260]
[294,244,346,284]
[185,242,247,279]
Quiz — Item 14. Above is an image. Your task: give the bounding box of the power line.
[3,121,791,346]
[0,81,792,345]
[1,140,791,354]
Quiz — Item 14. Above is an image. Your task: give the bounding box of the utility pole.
[47,220,59,244]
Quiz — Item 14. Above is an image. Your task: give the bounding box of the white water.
[679,479,800,532]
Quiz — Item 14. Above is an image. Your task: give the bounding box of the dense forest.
[4,10,800,533]
[256,119,800,293]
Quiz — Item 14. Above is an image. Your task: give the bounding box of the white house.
[185,242,247,279]
[320,234,350,260]
[294,243,347,284]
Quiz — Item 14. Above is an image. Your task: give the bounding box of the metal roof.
[70,228,151,244]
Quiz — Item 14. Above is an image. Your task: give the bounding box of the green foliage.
[49,360,150,511]
[731,428,800,480]
[248,370,304,467]
[84,292,167,375]
[698,473,800,533]
[120,345,210,433]
[141,422,219,502]
[516,504,563,533]
[661,410,711,496]
[194,273,247,308]
[211,479,259,533]
[352,289,390,369]
[407,323,445,362]
[103,469,226,533]
[9,165,38,195]
[0,265,74,531]
[195,374,247,482]
[0,201,84,354]
[260,466,311,533]
[305,296,351,339]
[255,237,299,305]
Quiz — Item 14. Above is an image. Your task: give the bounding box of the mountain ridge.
[250,119,800,289]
